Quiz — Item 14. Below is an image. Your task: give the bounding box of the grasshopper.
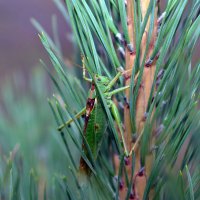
[58,59,132,172]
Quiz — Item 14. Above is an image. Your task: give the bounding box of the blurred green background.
[0,1,74,199]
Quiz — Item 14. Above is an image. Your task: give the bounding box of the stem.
[135,1,158,199]
[124,0,135,153]
[122,0,158,199]
[118,0,135,199]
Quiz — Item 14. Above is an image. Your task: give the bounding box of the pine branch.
[36,0,200,199]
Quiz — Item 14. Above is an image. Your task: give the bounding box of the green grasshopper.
[58,60,131,172]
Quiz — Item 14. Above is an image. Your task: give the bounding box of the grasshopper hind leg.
[110,101,128,156]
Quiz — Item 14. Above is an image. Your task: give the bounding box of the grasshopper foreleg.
[57,107,86,131]
[82,55,92,82]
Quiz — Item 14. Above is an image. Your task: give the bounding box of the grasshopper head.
[94,74,110,85]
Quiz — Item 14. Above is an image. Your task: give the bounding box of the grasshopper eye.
[95,75,101,81]
[95,74,100,80]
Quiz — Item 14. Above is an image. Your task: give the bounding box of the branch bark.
[121,1,158,199]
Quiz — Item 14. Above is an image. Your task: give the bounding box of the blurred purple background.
[0,1,198,85]
[0,0,72,85]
